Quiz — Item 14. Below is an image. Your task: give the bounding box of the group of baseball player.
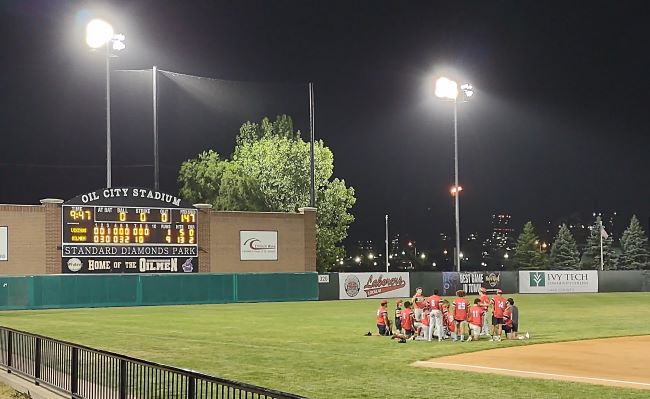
[375,287,528,342]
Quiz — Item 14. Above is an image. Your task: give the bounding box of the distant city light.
[368,253,374,260]
[420,253,426,259]
[354,256,361,263]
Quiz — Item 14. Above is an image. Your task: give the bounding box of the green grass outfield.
[1,293,650,399]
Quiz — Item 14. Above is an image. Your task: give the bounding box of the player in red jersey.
[478,287,491,336]
[445,311,457,341]
[400,301,415,337]
[466,298,484,341]
[491,289,508,341]
[452,290,470,342]
[426,289,443,341]
[394,299,403,332]
[411,287,426,322]
[414,307,431,340]
[376,300,390,336]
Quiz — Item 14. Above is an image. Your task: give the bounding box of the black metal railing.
[0,326,306,399]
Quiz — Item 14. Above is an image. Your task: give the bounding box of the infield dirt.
[414,335,650,390]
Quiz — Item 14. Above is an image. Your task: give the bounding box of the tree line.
[514,216,650,270]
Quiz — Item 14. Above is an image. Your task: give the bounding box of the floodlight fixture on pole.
[435,76,473,272]
[86,19,126,189]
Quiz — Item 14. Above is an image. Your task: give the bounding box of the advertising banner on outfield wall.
[442,271,502,295]
[338,272,410,300]
[519,270,598,293]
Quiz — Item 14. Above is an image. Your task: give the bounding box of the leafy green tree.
[619,215,650,270]
[550,224,581,270]
[583,216,617,270]
[178,115,356,272]
[513,221,547,270]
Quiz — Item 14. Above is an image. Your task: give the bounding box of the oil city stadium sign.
[519,270,598,293]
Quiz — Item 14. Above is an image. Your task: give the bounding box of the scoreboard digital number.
[61,188,199,274]
[63,207,196,245]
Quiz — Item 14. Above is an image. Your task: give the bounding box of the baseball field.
[1,292,649,399]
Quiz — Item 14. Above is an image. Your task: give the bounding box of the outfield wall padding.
[597,270,650,292]
[317,273,339,301]
[0,273,317,310]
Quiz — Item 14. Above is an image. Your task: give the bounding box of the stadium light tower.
[435,76,473,272]
[86,19,126,188]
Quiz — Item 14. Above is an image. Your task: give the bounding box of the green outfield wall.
[0,273,318,310]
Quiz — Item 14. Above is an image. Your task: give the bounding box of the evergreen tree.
[584,216,617,270]
[619,215,650,270]
[550,224,581,270]
[513,221,548,270]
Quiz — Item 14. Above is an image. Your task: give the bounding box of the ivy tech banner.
[519,270,598,293]
[442,271,503,295]
[338,272,410,300]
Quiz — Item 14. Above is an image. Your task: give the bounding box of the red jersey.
[421,311,430,326]
[503,307,513,327]
[413,293,426,309]
[492,295,507,318]
[427,295,441,310]
[446,313,456,332]
[479,294,490,310]
[453,298,470,320]
[376,306,388,326]
[400,308,414,331]
[467,305,484,326]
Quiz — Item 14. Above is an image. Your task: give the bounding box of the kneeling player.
[400,301,415,337]
[467,298,484,341]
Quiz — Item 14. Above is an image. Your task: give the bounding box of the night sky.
[1,1,649,248]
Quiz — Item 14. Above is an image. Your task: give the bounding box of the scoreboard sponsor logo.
[338,272,410,300]
[63,257,195,273]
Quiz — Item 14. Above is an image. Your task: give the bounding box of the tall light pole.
[435,77,473,272]
[385,214,389,273]
[86,19,125,189]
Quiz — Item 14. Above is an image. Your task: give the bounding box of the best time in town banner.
[442,271,503,295]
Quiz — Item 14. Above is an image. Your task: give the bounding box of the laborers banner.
[519,270,598,293]
[338,272,410,300]
[442,271,503,295]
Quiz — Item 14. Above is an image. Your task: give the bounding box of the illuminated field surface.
[2,293,649,399]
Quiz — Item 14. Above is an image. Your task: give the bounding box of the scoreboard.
[62,188,199,274]
[63,207,196,245]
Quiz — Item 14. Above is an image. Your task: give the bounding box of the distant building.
[492,213,515,250]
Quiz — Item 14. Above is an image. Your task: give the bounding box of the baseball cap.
[480,287,487,293]
[497,289,503,294]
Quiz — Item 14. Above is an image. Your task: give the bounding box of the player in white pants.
[426,289,444,341]
[479,287,491,336]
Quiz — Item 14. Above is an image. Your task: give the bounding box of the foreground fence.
[0,326,306,399]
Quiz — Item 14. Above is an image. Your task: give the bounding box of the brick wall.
[0,204,47,275]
